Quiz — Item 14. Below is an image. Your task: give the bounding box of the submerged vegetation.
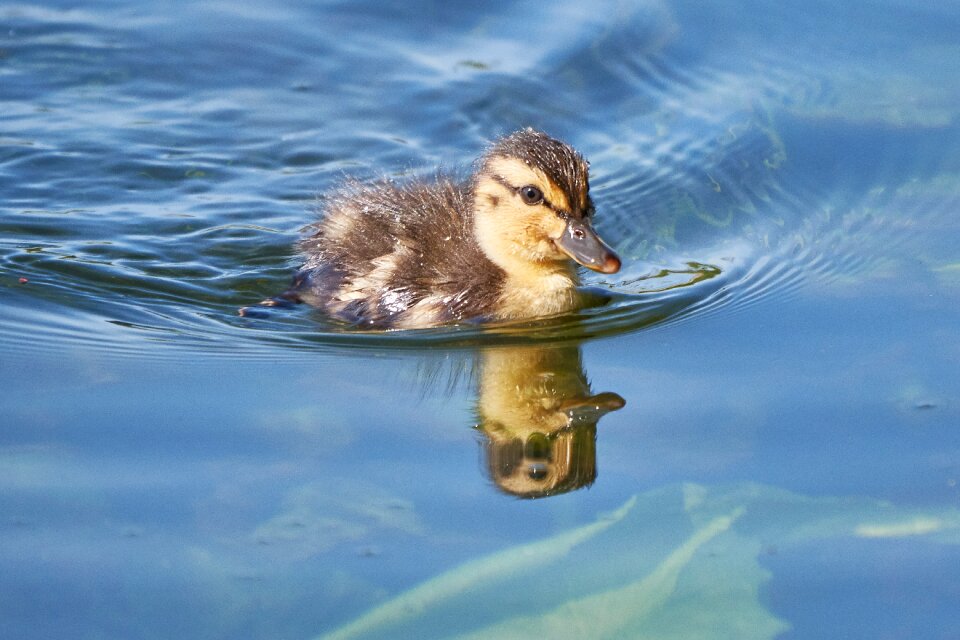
[316,484,960,639]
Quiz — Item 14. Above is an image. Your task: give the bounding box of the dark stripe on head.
[490,173,571,220]
[483,128,591,216]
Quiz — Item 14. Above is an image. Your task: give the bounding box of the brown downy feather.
[294,175,504,327]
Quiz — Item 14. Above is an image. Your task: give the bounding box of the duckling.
[287,128,620,328]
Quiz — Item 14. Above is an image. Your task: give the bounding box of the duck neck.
[482,248,582,319]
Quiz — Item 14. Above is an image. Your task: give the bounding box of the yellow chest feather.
[495,267,581,320]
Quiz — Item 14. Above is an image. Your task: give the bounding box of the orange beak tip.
[602,254,621,274]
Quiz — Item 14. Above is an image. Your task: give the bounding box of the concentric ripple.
[2,0,958,357]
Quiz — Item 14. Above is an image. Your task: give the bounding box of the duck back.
[293,176,505,328]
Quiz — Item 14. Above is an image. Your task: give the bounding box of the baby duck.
[288,128,620,328]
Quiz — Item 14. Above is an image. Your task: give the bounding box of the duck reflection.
[475,345,624,499]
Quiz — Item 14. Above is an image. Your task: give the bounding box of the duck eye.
[519,185,543,205]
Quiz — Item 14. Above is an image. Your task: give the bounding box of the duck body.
[295,176,507,328]
[287,129,620,329]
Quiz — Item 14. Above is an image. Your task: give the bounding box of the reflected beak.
[561,392,626,423]
[554,218,621,274]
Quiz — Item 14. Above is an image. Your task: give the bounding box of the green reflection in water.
[317,484,960,640]
[316,496,638,640]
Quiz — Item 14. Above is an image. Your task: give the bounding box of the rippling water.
[3,1,960,638]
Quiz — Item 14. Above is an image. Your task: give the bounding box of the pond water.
[2,0,960,638]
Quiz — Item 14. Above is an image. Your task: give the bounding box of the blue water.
[3,1,960,638]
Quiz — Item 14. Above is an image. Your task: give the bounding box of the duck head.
[472,129,621,278]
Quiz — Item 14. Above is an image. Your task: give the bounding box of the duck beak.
[554,218,621,274]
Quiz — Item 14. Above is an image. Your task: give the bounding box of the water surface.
[2,1,960,638]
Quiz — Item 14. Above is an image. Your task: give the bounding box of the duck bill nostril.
[554,218,621,274]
